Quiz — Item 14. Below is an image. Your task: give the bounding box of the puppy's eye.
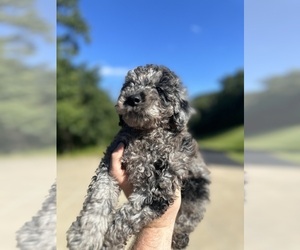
[156,86,164,95]
[160,75,169,84]
[156,86,169,103]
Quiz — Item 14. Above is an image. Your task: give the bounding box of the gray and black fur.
[16,183,56,250]
[67,64,210,250]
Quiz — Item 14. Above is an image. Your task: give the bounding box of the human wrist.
[133,224,175,250]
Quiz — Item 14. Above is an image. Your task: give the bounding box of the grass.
[276,152,300,165]
[198,125,300,164]
[59,127,245,164]
[245,125,300,151]
[199,126,244,164]
[58,145,106,158]
[0,147,56,158]
[246,125,300,164]
[228,151,244,164]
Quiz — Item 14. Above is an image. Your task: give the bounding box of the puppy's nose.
[125,94,143,106]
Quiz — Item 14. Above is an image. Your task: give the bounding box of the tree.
[57,0,89,57]
[189,70,244,138]
[0,0,55,152]
[245,71,300,136]
[57,0,118,153]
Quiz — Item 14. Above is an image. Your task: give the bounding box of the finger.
[113,143,124,159]
[111,143,125,180]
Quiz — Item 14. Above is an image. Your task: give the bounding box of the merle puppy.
[67,64,210,250]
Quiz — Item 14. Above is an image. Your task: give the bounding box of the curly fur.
[67,64,210,250]
[16,183,56,250]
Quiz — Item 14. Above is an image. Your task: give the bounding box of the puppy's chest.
[122,134,175,177]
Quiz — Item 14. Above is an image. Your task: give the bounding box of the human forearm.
[110,144,181,250]
[132,225,175,250]
[132,190,181,250]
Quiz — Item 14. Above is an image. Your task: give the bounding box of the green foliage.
[246,125,300,151]
[57,0,89,57]
[189,70,244,164]
[199,126,244,164]
[189,70,244,138]
[0,0,55,153]
[57,0,118,153]
[199,126,244,152]
[245,71,300,136]
[245,71,300,164]
[276,152,300,165]
[0,0,51,57]
[227,151,244,164]
[0,59,55,152]
[57,59,118,153]
[246,124,300,165]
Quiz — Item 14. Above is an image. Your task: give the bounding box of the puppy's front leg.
[67,164,120,250]
[101,182,177,250]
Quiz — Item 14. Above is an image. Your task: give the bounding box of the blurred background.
[57,0,244,162]
[57,0,243,250]
[0,0,56,249]
[2,0,299,249]
[244,0,300,250]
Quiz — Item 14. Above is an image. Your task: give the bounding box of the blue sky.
[75,0,244,100]
[0,1,55,68]
[245,0,300,92]
[3,1,299,99]
[33,0,56,68]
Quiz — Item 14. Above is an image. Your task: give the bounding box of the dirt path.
[57,157,244,250]
[245,165,300,250]
[3,156,299,250]
[0,156,56,250]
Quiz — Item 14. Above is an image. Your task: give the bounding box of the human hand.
[110,143,181,225]
[110,143,133,197]
[145,188,181,229]
[110,143,181,249]
[133,190,181,250]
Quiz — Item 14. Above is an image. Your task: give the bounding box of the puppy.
[67,64,210,250]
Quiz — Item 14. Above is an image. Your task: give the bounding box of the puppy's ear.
[118,115,125,127]
[170,98,193,132]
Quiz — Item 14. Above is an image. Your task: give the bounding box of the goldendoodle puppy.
[67,64,210,250]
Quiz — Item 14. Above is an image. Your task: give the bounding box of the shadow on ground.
[245,150,297,166]
[202,149,242,167]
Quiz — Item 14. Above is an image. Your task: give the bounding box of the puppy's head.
[116,64,192,131]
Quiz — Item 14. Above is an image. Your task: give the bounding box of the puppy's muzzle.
[124,93,144,107]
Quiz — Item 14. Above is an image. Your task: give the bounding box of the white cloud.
[101,65,129,77]
[190,24,202,34]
